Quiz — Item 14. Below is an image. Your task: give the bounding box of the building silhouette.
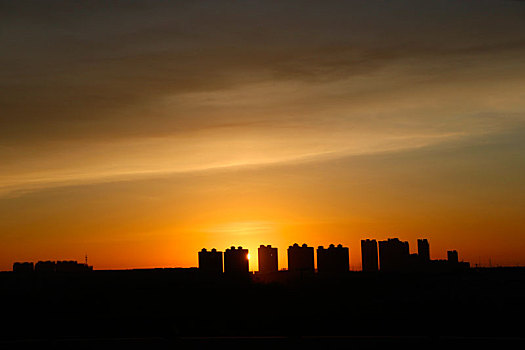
[15,260,91,273]
[361,239,379,272]
[447,250,459,264]
[287,243,314,272]
[317,244,349,273]
[224,246,249,275]
[35,261,56,272]
[418,239,430,262]
[258,245,278,273]
[56,260,92,272]
[198,248,223,274]
[378,238,410,272]
[13,262,34,273]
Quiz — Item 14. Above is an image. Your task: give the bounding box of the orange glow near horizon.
[2,157,525,271]
[1,2,525,271]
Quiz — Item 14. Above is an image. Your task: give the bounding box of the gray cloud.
[2,1,525,139]
[1,0,525,197]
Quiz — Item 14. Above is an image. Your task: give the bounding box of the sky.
[1,0,525,270]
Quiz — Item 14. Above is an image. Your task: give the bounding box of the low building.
[35,261,56,272]
[13,262,34,273]
[56,260,93,272]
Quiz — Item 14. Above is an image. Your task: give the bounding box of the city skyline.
[13,237,469,273]
[2,1,525,271]
[0,228,510,271]
[196,237,469,273]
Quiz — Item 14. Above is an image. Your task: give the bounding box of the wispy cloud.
[1,0,524,196]
[0,127,491,198]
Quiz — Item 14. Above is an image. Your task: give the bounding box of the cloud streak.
[0,126,503,198]
[1,0,525,195]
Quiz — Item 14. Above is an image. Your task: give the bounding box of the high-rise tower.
[361,239,379,272]
[258,245,278,273]
[287,243,314,272]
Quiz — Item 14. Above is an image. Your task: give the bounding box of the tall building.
[417,239,430,262]
[361,239,379,272]
[287,243,314,272]
[224,246,249,274]
[258,245,278,273]
[378,238,410,272]
[317,244,349,273]
[198,248,223,273]
[447,250,459,264]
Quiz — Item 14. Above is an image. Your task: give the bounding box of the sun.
[247,253,250,260]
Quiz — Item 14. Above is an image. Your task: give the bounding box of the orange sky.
[1,1,525,270]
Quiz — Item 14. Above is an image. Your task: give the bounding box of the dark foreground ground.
[1,267,524,349]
